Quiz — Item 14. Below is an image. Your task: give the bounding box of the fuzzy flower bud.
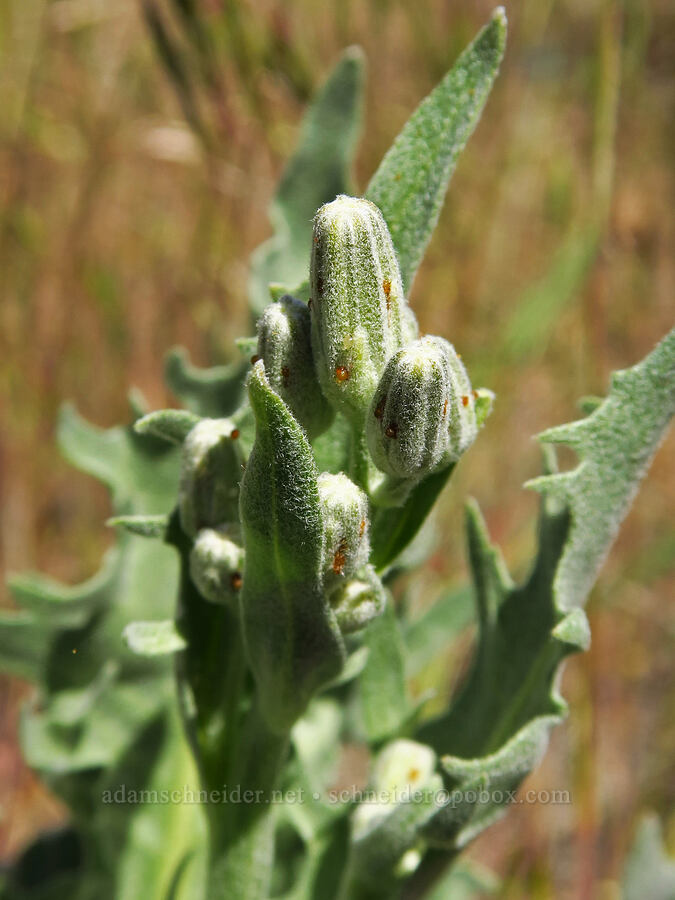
[310,195,408,423]
[352,739,440,839]
[256,294,334,439]
[318,472,370,587]
[367,336,486,480]
[329,564,386,634]
[189,527,244,605]
[178,419,241,537]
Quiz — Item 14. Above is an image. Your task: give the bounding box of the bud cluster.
[308,195,491,491]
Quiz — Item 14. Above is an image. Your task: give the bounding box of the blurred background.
[0,0,673,896]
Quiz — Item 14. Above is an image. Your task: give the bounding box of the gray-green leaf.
[366,8,506,293]
[248,47,364,315]
[529,325,675,608]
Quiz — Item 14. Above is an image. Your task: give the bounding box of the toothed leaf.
[164,346,247,417]
[529,326,674,608]
[134,409,201,445]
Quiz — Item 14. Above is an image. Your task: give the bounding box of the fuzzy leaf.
[248,47,364,314]
[95,706,207,900]
[58,403,180,511]
[370,464,455,572]
[366,8,506,292]
[403,585,474,677]
[240,362,345,733]
[164,347,247,417]
[5,411,181,790]
[529,326,675,608]
[108,515,169,538]
[0,610,54,682]
[358,600,409,742]
[134,409,201,445]
[123,620,187,656]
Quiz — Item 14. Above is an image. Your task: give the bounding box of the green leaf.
[108,515,169,538]
[58,403,180,512]
[370,464,455,572]
[499,226,600,364]
[622,814,675,900]
[123,620,187,656]
[311,412,352,475]
[164,347,248,417]
[95,706,208,900]
[418,495,584,760]
[433,714,560,848]
[0,610,54,682]
[425,859,499,900]
[240,362,345,733]
[248,47,364,315]
[403,585,474,678]
[529,326,675,608]
[358,600,409,743]
[7,547,119,625]
[134,410,201,445]
[366,8,506,293]
[8,410,181,794]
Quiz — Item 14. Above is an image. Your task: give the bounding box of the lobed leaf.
[529,326,675,608]
[164,347,247,417]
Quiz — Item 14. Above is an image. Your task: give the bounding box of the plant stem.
[207,700,290,900]
[349,423,372,492]
[168,512,291,898]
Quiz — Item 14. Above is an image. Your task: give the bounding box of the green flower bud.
[189,527,245,605]
[366,336,480,481]
[329,564,386,634]
[256,294,334,439]
[352,739,440,838]
[179,418,242,537]
[310,195,408,423]
[318,472,370,587]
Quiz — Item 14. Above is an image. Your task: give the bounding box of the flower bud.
[366,336,481,480]
[256,294,334,439]
[179,418,242,537]
[310,195,408,422]
[318,472,370,587]
[329,564,386,634]
[189,527,244,605]
[352,739,440,839]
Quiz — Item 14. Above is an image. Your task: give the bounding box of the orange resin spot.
[374,397,385,419]
[408,768,420,781]
[462,395,470,407]
[359,518,366,537]
[230,572,243,591]
[442,398,448,416]
[230,428,240,440]
[335,366,350,383]
[332,539,349,575]
[385,423,398,439]
[251,354,261,364]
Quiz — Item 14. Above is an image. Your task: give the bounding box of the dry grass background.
[0,0,673,896]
